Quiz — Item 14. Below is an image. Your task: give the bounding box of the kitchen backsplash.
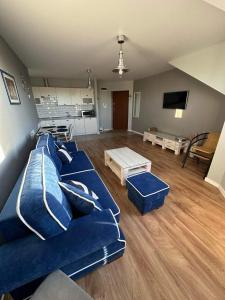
[36,104,94,118]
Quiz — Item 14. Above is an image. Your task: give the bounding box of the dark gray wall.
[0,36,38,209]
[132,69,225,136]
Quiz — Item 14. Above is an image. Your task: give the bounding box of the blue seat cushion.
[36,134,62,172]
[60,151,94,176]
[17,147,73,240]
[0,209,121,295]
[64,141,78,155]
[59,181,102,214]
[61,170,120,221]
[11,231,126,300]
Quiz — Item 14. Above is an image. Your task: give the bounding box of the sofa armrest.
[0,209,120,294]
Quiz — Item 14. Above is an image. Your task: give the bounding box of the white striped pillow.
[57,148,73,164]
[69,180,99,200]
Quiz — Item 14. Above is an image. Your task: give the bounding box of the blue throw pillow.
[54,141,67,151]
[58,180,102,214]
[57,149,73,164]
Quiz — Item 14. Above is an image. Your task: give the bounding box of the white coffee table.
[104,147,151,185]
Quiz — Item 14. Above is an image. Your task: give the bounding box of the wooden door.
[112,91,129,130]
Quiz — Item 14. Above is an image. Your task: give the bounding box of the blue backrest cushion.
[36,134,62,172]
[57,149,73,164]
[17,147,73,240]
[58,180,102,214]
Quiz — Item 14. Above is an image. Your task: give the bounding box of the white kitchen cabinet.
[39,120,56,127]
[80,88,94,99]
[32,87,40,99]
[74,118,85,135]
[62,118,74,127]
[39,120,50,127]
[84,117,98,134]
[80,88,94,104]
[32,87,42,104]
[70,88,82,105]
[39,87,57,98]
[56,88,72,105]
[39,117,98,136]
[33,86,95,106]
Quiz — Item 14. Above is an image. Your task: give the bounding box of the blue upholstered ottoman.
[126,172,169,214]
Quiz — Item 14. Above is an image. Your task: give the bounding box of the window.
[133,92,141,118]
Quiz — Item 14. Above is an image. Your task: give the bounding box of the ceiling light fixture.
[87,68,92,89]
[112,35,129,78]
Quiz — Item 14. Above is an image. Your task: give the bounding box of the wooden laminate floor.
[75,131,225,300]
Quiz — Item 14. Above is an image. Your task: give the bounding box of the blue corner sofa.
[0,134,126,300]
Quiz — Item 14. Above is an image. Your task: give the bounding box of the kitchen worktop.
[39,115,96,120]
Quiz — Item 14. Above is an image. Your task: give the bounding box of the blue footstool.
[126,172,170,215]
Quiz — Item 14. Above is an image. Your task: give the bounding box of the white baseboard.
[128,129,144,136]
[204,177,219,188]
[102,128,113,132]
[205,177,225,198]
[219,185,225,198]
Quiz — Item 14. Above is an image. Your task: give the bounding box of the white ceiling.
[0,0,225,80]
[202,0,225,11]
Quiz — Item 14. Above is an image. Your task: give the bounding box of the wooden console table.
[143,131,189,155]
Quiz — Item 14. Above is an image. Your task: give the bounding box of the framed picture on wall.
[1,70,21,104]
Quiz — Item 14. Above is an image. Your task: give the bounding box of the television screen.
[163,91,188,109]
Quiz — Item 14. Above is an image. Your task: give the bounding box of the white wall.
[0,37,38,208]
[206,122,225,192]
[170,41,225,95]
[221,172,225,191]
[97,80,134,131]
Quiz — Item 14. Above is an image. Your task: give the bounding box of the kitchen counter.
[38,116,98,136]
[39,116,96,120]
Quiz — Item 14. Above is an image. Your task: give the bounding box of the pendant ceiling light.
[87,68,92,89]
[112,35,129,77]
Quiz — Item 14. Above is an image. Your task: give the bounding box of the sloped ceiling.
[170,41,225,95]
[202,0,225,12]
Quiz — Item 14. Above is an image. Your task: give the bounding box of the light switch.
[175,109,183,118]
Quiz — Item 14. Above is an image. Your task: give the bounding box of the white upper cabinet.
[32,86,95,105]
[80,88,94,99]
[80,88,94,104]
[32,87,40,99]
[70,88,83,105]
[39,87,57,98]
[56,88,72,105]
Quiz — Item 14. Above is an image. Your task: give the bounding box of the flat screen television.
[163,91,189,109]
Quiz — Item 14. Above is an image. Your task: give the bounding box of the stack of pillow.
[55,141,102,216]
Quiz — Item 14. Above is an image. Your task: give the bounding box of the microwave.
[81,110,95,117]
